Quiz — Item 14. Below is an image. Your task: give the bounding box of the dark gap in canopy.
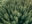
[0,18,4,23]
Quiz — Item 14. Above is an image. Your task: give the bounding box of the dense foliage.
[0,0,32,24]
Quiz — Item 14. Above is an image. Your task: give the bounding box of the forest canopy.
[0,0,32,24]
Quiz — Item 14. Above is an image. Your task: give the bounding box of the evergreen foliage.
[0,0,32,24]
